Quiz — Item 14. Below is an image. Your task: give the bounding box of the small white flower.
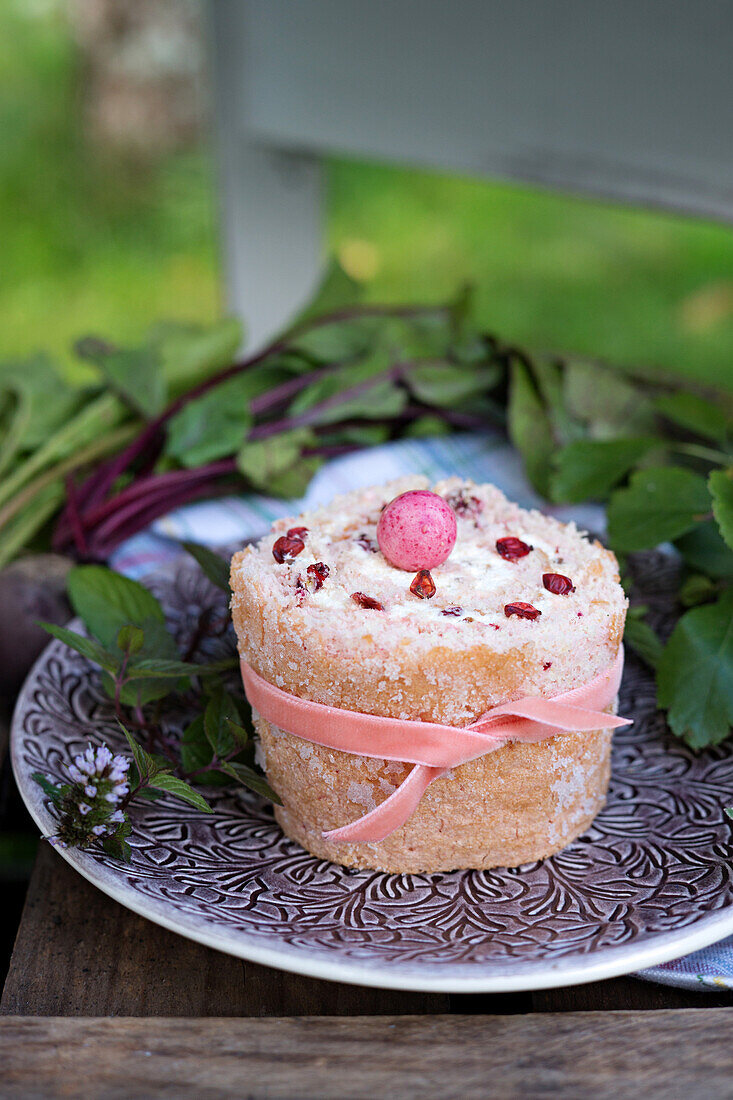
[68,765,84,783]
[91,824,108,837]
[104,791,120,804]
[95,746,113,770]
[109,810,125,824]
[113,755,130,773]
[48,836,68,849]
[115,785,129,798]
[84,784,97,798]
[78,802,91,816]
[75,755,94,776]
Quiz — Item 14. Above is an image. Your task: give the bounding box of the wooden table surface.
[2,720,733,1097]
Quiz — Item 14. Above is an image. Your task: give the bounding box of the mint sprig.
[34,557,278,860]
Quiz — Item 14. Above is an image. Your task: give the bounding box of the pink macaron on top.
[376,489,458,571]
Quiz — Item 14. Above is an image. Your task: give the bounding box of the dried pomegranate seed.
[287,526,308,540]
[543,661,552,671]
[441,605,462,617]
[272,534,305,563]
[351,591,385,611]
[355,533,378,552]
[496,536,533,562]
[306,562,330,591]
[445,489,483,519]
[294,575,307,605]
[504,602,541,621]
[410,569,436,599]
[543,573,576,595]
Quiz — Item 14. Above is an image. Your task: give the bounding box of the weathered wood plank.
[0,846,249,1017]
[240,956,448,1017]
[3,1011,733,1099]
[0,846,448,1017]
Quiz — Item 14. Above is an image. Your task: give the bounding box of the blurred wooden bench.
[210,0,733,347]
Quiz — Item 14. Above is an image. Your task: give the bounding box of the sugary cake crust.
[258,718,612,873]
[230,476,627,873]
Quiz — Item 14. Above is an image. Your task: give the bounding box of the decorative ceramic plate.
[11,554,733,993]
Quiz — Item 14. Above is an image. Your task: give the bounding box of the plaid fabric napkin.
[112,432,732,993]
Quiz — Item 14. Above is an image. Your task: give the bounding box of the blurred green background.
[3,0,733,390]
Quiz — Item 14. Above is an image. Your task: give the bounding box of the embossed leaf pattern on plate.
[11,553,733,988]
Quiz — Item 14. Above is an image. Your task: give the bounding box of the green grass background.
[3,3,733,390]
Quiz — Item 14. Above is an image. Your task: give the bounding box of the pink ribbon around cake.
[240,647,629,845]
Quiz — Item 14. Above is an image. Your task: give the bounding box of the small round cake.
[230,476,627,874]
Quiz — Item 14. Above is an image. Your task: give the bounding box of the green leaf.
[182,542,231,597]
[288,258,363,330]
[165,375,254,467]
[0,353,82,454]
[204,688,241,758]
[623,616,664,670]
[709,469,733,551]
[31,772,63,805]
[380,312,454,360]
[606,467,711,552]
[679,574,718,607]
[330,375,407,425]
[507,359,555,497]
[657,591,733,748]
[675,521,733,579]
[550,437,657,503]
[403,415,451,439]
[188,768,235,788]
[154,318,243,391]
[121,725,159,781]
[218,761,282,804]
[656,392,731,445]
[267,456,323,498]
[108,619,186,707]
[135,787,163,802]
[101,831,132,862]
[406,361,499,407]
[226,719,251,748]
[39,622,120,674]
[532,357,582,448]
[318,423,391,447]
[147,772,213,813]
[292,318,380,362]
[236,429,314,493]
[563,359,656,436]
[285,256,371,359]
[288,357,406,428]
[117,625,144,655]
[125,656,236,679]
[287,353,399,421]
[77,339,166,418]
[180,714,213,773]
[67,566,165,648]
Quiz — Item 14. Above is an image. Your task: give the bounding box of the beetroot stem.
[56,299,454,555]
[88,478,237,558]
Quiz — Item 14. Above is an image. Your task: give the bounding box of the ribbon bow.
[240,647,629,844]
